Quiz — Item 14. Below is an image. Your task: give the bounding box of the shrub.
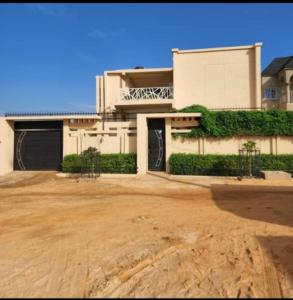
[169,153,293,176]
[174,105,293,138]
[62,152,137,174]
[100,153,137,174]
[62,154,81,173]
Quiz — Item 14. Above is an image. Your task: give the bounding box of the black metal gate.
[80,147,101,179]
[14,121,63,171]
[238,147,261,178]
[147,119,166,171]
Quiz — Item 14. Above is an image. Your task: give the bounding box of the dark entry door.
[14,121,63,171]
[147,118,166,171]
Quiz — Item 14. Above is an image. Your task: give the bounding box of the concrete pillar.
[63,120,69,157]
[96,76,100,113]
[275,136,278,155]
[254,43,262,109]
[270,136,278,155]
[286,82,291,103]
[172,48,179,110]
[0,118,14,176]
[201,137,205,154]
[137,114,148,174]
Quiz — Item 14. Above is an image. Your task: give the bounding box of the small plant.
[80,147,100,176]
[240,141,258,177]
[242,140,256,151]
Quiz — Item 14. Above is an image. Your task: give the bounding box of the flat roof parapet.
[5,112,101,121]
[5,112,98,117]
[172,43,262,54]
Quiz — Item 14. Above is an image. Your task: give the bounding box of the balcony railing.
[120,87,173,101]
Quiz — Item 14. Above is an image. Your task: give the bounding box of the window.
[264,87,279,99]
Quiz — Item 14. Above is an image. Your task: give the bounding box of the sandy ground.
[0,171,292,298]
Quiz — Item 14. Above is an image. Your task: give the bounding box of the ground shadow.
[256,235,293,297]
[211,183,293,296]
[211,183,293,228]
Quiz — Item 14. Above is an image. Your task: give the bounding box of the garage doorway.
[14,121,63,171]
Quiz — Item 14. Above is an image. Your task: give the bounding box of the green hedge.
[61,154,81,173]
[174,105,293,138]
[62,153,137,174]
[169,153,293,176]
[100,153,137,174]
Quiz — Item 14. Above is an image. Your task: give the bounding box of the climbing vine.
[173,105,293,138]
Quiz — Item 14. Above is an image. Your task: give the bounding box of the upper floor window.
[264,87,279,99]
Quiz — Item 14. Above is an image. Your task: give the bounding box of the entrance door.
[147,118,166,171]
[14,121,63,171]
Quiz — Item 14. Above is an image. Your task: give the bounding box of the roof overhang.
[103,67,173,75]
[138,112,202,119]
[5,114,101,121]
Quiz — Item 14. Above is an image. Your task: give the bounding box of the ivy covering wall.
[173,105,293,138]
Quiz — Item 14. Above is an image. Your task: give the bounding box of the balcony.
[115,86,173,109]
[120,86,173,101]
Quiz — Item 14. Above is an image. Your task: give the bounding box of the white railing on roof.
[120,87,173,101]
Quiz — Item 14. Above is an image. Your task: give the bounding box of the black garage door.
[14,121,63,171]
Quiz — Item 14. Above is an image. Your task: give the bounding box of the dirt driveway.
[0,172,292,298]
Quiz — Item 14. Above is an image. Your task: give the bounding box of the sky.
[0,3,293,115]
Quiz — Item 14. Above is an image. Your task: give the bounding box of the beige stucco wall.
[63,119,101,156]
[171,135,293,155]
[98,120,137,154]
[0,118,14,176]
[104,73,123,112]
[172,43,262,110]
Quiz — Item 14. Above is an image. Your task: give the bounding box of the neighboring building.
[5,42,290,177]
[262,56,293,111]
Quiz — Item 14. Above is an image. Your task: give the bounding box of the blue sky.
[0,3,293,114]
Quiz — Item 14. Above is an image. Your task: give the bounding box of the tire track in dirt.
[94,245,180,297]
[45,239,69,297]
[67,241,90,298]
[260,245,282,298]
[0,172,56,189]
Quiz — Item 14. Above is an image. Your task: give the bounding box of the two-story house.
[96,43,262,174]
[262,56,293,111]
[0,43,264,175]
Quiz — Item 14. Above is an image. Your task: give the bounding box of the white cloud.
[88,28,126,39]
[33,4,65,17]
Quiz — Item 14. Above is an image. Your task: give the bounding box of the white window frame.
[264,87,279,100]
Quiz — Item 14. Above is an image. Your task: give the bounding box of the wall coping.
[172,42,262,54]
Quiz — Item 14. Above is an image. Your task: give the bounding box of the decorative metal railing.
[120,87,173,101]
